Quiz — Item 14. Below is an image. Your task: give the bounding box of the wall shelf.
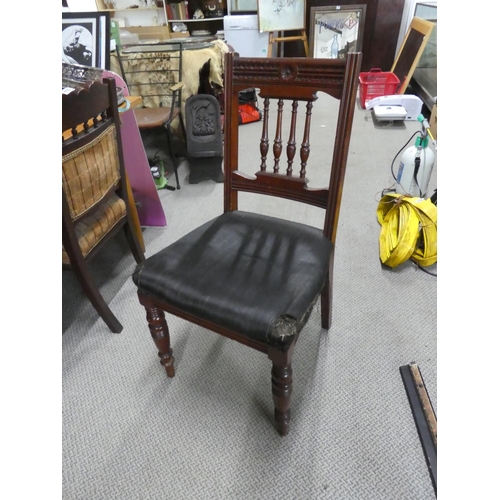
[95,0,225,36]
[101,8,164,12]
[168,17,223,22]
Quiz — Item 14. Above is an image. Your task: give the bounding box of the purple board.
[103,70,166,227]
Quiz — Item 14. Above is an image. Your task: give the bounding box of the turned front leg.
[271,361,293,436]
[268,318,297,436]
[145,306,175,378]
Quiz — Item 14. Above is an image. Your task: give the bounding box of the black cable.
[413,155,424,198]
[390,130,420,181]
[417,263,437,277]
[430,189,437,206]
[152,149,162,164]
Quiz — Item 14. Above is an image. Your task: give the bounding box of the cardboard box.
[169,32,190,39]
[126,26,171,41]
[429,104,437,140]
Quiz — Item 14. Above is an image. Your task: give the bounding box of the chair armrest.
[170,81,184,92]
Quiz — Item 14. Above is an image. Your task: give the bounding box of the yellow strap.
[377,194,437,268]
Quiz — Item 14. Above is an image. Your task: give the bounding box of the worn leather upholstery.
[133,210,333,343]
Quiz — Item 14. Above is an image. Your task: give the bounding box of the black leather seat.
[134,211,333,343]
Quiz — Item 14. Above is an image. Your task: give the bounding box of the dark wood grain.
[138,52,362,435]
[273,99,284,173]
[141,297,175,378]
[286,100,299,175]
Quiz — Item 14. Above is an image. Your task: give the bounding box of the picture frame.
[257,0,306,33]
[309,5,366,60]
[62,11,111,70]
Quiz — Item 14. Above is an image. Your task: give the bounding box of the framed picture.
[309,5,366,59]
[62,11,111,70]
[257,0,306,32]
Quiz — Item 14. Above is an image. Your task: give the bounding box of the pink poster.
[103,70,167,227]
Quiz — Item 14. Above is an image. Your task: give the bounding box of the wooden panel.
[231,57,348,99]
[363,0,405,72]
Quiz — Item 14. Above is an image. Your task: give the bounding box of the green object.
[415,115,430,148]
[150,158,169,190]
[414,136,429,149]
[110,20,121,47]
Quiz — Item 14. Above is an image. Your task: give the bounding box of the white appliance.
[223,15,270,57]
[365,94,423,121]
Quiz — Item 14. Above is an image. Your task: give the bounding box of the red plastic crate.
[359,69,400,109]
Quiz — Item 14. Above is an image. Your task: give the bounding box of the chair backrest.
[62,77,131,263]
[223,52,362,243]
[116,41,183,111]
[185,93,223,158]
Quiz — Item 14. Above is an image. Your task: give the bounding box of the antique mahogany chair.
[116,42,186,190]
[132,52,362,435]
[62,78,145,333]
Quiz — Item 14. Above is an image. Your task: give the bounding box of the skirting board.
[400,362,437,495]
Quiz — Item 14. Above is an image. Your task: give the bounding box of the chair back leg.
[321,255,334,329]
[71,259,123,333]
[122,205,146,265]
[164,125,181,190]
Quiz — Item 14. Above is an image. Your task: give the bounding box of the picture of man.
[62,24,94,66]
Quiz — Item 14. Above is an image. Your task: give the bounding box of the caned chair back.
[62,77,144,332]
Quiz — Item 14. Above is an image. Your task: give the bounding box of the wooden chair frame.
[116,41,187,190]
[63,78,145,333]
[135,52,362,434]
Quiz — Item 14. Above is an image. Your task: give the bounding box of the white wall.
[66,0,98,11]
[396,0,417,54]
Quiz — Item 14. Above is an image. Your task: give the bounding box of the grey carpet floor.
[62,93,437,499]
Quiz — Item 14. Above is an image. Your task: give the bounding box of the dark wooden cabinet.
[284,0,405,73]
[168,0,226,35]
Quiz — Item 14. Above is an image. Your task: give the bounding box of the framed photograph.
[309,5,366,59]
[257,0,306,32]
[62,11,110,70]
